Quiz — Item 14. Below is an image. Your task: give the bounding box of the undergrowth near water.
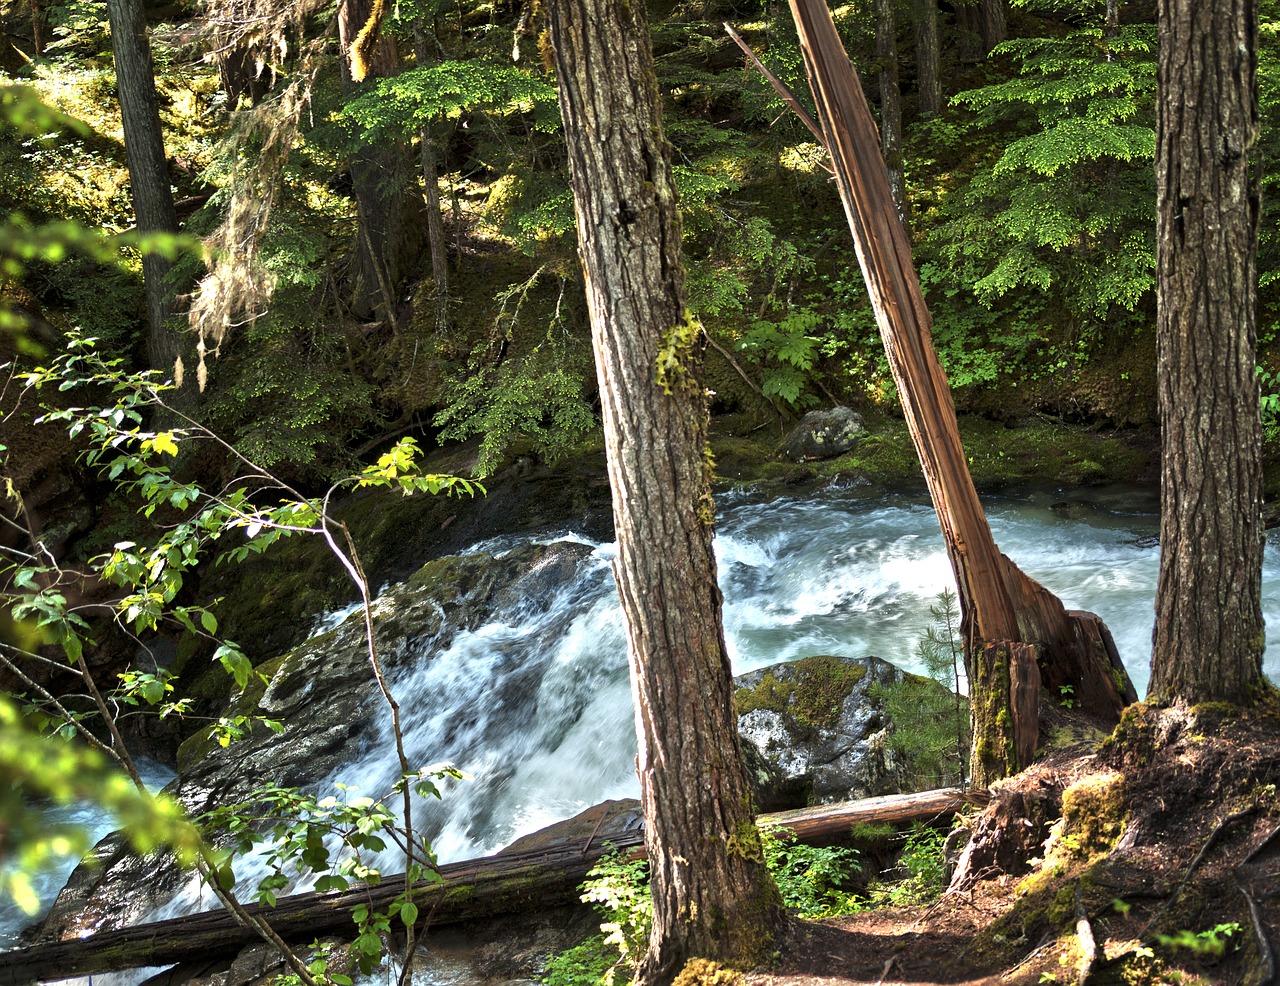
[542,822,954,986]
[872,588,971,789]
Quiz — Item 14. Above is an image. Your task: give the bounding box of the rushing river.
[18,481,1280,980]
[258,482,1280,871]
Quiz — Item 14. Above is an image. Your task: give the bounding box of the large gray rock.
[734,654,912,809]
[779,406,864,461]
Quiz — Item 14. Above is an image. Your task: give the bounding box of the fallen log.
[0,788,982,984]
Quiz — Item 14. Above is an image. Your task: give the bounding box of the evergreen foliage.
[923,21,1157,388]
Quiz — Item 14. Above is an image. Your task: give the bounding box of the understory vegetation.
[541,822,952,986]
[4,0,1280,493]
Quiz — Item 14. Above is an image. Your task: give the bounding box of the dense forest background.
[5,0,1279,494]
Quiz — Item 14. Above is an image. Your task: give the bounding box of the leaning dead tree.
[767,0,1137,786]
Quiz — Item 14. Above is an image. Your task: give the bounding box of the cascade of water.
[15,483,1280,975]
[252,483,1279,884]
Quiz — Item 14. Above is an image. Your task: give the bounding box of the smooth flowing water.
[19,482,1280,975]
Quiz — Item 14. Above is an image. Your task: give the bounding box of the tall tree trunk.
[339,0,424,328]
[213,46,271,106]
[544,0,787,981]
[955,0,1005,59]
[1150,0,1267,705]
[875,0,906,218]
[787,0,1136,787]
[913,0,941,118]
[413,21,450,333]
[104,0,182,378]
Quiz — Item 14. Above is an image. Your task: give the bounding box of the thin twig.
[723,22,829,152]
[0,651,115,759]
[582,807,610,856]
[703,334,782,417]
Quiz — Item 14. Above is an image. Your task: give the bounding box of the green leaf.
[401,901,419,927]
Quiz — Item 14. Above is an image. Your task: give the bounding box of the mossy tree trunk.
[913,0,941,118]
[1150,0,1268,705]
[969,642,1040,787]
[544,0,786,981]
[105,0,183,380]
[787,0,1136,786]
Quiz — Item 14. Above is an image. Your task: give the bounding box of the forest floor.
[745,701,1280,986]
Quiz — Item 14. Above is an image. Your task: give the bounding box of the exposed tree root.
[1241,883,1276,985]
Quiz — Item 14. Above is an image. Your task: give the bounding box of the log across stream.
[0,789,983,984]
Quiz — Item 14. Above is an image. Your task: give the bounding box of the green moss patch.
[735,655,868,735]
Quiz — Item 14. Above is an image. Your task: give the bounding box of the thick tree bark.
[913,0,941,118]
[544,0,786,980]
[787,0,1136,786]
[875,0,907,219]
[339,0,424,327]
[1150,0,1267,704]
[105,0,182,378]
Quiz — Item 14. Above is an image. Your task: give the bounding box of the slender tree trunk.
[339,0,424,328]
[787,0,1136,786]
[30,0,46,54]
[1150,0,1267,705]
[914,0,941,118]
[104,0,182,378]
[544,0,786,980]
[413,21,450,332]
[875,0,906,219]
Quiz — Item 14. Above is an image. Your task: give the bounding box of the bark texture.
[339,0,424,326]
[787,0,1135,784]
[955,0,1005,59]
[105,0,182,376]
[913,0,941,118]
[875,0,907,218]
[1150,0,1266,704]
[544,0,786,980]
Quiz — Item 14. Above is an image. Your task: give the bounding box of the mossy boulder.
[778,407,866,462]
[734,655,921,809]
